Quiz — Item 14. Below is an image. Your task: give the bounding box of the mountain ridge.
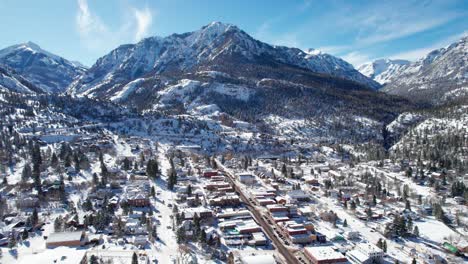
[0,41,86,93]
[67,22,380,98]
[382,35,468,104]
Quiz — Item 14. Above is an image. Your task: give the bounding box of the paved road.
[216,160,300,264]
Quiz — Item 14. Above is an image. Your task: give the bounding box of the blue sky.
[0,0,466,67]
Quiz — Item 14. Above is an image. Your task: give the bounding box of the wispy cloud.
[341,51,373,67]
[351,2,464,46]
[254,0,466,67]
[316,45,350,55]
[356,14,460,46]
[75,0,153,52]
[253,1,314,50]
[76,0,108,50]
[134,7,152,41]
[389,30,468,61]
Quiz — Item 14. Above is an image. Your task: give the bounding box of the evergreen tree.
[132,252,138,264]
[413,226,419,237]
[22,229,29,240]
[199,228,207,243]
[31,208,39,226]
[187,184,192,196]
[92,173,98,186]
[122,157,131,171]
[405,200,411,211]
[177,227,186,243]
[89,255,99,264]
[377,238,383,249]
[51,152,58,168]
[21,164,32,182]
[8,234,16,248]
[100,162,108,185]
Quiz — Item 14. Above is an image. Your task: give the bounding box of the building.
[126,193,150,207]
[203,170,218,177]
[346,243,384,264]
[229,250,283,264]
[344,231,360,240]
[46,231,88,248]
[286,190,309,202]
[238,173,256,184]
[250,232,268,246]
[304,246,348,264]
[15,196,39,208]
[278,221,313,244]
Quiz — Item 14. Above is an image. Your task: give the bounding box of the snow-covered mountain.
[0,64,43,94]
[382,36,468,104]
[68,22,379,97]
[358,59,410,85]
[0,42,86,93]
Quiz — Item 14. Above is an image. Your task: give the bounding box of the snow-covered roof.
[304,246,346,261]
[47,231,83,243]
[240,254,276,264]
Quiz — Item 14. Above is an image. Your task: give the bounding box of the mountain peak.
[68,22,380,96]
[382,35,468,104]
[0,41,86,93]
[358,59,410,85]
[202,21,236,31]
[22,41,42,50]
[305,48,323,56]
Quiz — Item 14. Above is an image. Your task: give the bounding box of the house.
[345,231,360,240]
[82,250,150,264]
[126,193,150,207]
[304,246,348,264]
[46,231,88,248]
[286,190,309,202]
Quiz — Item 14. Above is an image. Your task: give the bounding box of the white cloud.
[75,0,154,52]
[134,7,152,41]
[389,30,468,61]
[76,0,107,37]
[340,51,373,67]
[356,14,459,46]
[316,45,350,55]
[254,22,304,49]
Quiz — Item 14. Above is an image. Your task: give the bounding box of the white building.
[346,243,384,264]
[238,173,256,184]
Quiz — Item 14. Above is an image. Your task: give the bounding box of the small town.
[0,117,466,263]
[0,1,467,263]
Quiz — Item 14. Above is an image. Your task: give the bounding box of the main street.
[215,160,300,264]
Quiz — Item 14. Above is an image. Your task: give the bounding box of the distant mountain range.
[0,64,43,94]
[381,36,468,104]
[0,22,466,108]
[358,36,468,104]
[67,22,380,99]
[0,42,85,93]
[357,59,410,85]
